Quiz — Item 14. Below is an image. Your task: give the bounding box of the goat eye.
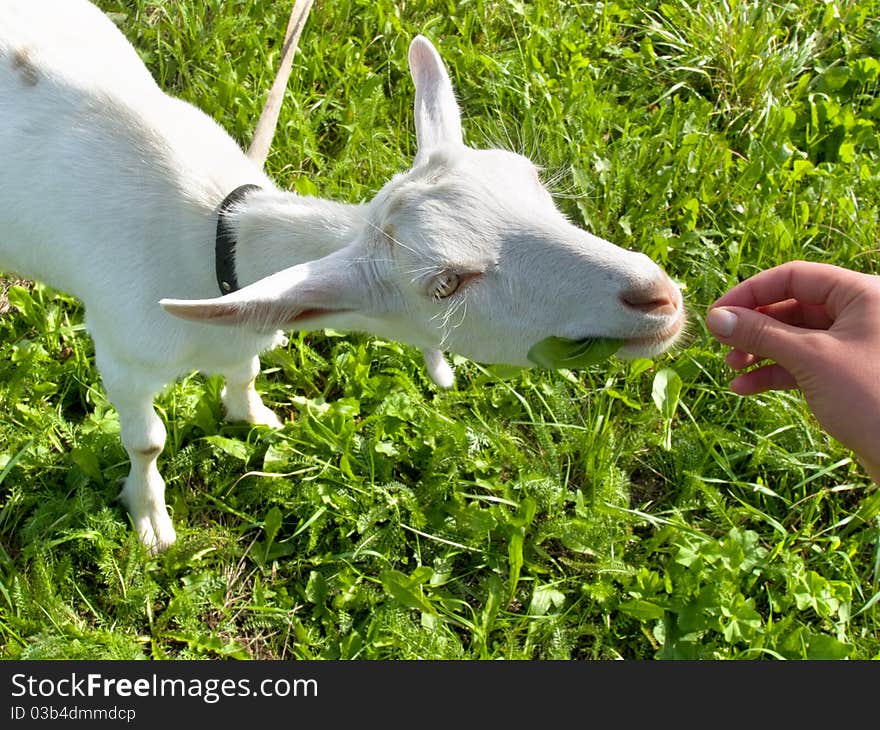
[430,271,461,300]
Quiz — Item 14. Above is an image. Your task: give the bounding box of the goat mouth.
[619,311,686,356]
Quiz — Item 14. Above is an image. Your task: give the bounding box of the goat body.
[0,0,685,552]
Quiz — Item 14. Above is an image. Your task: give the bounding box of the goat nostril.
[621,283,678,315]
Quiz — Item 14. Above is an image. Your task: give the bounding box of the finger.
[711,261,867,318]
[729,364,798,395]
[706,305,819,368]
[755,300,834,330]
[726,349,761,370]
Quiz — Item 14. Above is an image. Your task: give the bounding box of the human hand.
[705,260,880,483]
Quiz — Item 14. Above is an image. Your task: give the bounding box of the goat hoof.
[118,484,177,554]
[133,512,177,555]
[144,526,177,556]
[240,405,284,429]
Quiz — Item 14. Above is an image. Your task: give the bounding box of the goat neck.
[224,189,368,289]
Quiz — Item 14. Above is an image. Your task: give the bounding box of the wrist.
[859,456,880,485]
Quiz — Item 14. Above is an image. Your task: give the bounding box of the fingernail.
[706,308,737,338]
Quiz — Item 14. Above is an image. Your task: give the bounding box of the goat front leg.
[421,348,455,389]
[100,363,176,553]
[221,355,283,428]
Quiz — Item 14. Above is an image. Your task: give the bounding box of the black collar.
[215,184,261,294]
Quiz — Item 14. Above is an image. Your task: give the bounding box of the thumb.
[705,306,812,367]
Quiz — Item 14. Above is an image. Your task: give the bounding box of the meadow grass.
[1,0,879,659]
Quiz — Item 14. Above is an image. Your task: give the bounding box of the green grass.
[1,0,879,659]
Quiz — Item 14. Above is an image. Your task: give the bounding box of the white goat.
[0,0,685,552]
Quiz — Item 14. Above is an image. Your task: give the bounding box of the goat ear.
[159,248,369,330]
[409,35,463,160]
